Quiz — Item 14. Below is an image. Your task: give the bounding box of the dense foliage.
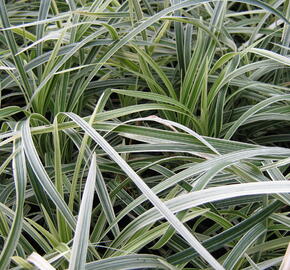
[0,0,290,269]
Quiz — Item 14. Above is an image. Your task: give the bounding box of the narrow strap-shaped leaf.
[53,115,70,242]
[69,154,96,270]
[85,254,177,270]
[95,164,120,237]
[0,106,22,120]
[21,119,76,230]
[36,0,51,77]
[152,210,187,249]
[248,48,290,66]
[27,252,55,270]
[0,122,26,269]
[223,223,266,270]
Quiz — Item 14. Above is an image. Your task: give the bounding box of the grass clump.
[0,0,290,269]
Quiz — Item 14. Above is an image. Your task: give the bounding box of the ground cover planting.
[0,0,290,269]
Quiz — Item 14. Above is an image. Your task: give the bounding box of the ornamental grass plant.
[0,0,290,269]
